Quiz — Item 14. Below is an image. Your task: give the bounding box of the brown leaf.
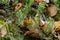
[11,0,15,2]
[0,24,7,37]
[24,29,39,35]
[15,3,22,11]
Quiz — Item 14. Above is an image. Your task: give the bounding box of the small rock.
[47,4,57,16]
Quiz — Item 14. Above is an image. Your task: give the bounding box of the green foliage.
[38,2,45,13]
[54,13,60,21]
[0,0,60,40]
[0,0,9,5]
[51,0,60,5]
[0,20,9,32]
[44,17,54,34]
[15,10,24,25]
[15,0,34,25]
[51,0,60,10]
[0,20,24,40]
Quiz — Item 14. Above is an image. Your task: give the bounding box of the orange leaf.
[54,21,60,27]
[35,0,43,3]
[42,24,47,30]
[54,21,60,31]
[24,20,30,25]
